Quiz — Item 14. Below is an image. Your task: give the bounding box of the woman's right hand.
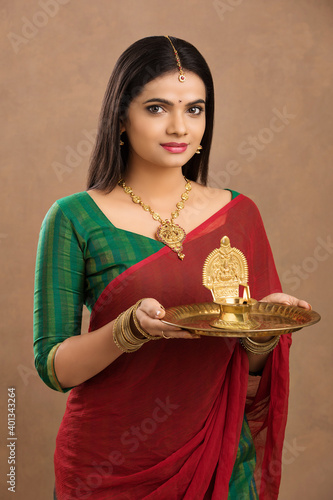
[135,298,200,339]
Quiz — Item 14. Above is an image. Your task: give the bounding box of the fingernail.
[156,310,161,317]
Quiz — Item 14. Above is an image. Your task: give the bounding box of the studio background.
[1,0,332,498]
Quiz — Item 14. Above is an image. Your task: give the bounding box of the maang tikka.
[164,35,186,82]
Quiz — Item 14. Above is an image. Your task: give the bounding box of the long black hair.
[87,35,214,192]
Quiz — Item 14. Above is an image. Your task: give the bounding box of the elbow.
[34,347,69,393]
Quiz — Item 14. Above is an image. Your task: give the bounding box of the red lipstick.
[161,142,188,153]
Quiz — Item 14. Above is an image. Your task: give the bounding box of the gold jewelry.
[120,135,124,146]
[195,145,202,154]
[164,35,186,82]
[113,305,149,353]
[239,335,280,355]
[113,313,138,353]
[132,300,161,340]
[118,177,192,260]
[122,307,148,344]
[162,331,172,339]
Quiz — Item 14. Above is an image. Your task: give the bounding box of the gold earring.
[195,145,202,154]
[120,136,124,146]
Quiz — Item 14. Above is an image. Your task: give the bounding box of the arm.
[53,320,123,389]
[54,299,197,390]
[33,203,196,392]
[242,199,311,372]
[33,202,124,391]
[246,293,311,373]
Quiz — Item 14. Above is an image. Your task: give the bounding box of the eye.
[146,105,164,114]
[188,106,204,115]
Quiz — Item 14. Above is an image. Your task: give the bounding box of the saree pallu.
[54,195,291,499]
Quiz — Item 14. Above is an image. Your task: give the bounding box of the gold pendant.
[156,221,186,260]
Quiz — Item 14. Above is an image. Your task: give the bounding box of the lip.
[161,142,188,153]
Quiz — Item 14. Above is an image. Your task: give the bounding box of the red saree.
[54,194,291,499]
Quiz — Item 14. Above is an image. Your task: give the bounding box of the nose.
[166,110,188,136]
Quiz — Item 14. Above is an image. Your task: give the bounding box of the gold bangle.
[113,307,147,353]
[239,335,280,355]
[112,313,130,353]
[113,312,136,352]
[132,300,161,341]
[121,307,149,346]
[246,336,277,347]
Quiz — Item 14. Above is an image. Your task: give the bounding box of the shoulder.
[40,192,89,236]
[195,183,240,199]
[192,183,233,203]
[193,183,259,209]
[54,191,88,212]
[43,191,88,221]
[200,183,264,220]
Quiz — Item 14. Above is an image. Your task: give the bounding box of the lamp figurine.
[202,236,259,329]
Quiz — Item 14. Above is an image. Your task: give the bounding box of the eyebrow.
[142,98,206,106]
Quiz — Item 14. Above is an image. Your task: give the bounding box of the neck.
[123,164,186,201]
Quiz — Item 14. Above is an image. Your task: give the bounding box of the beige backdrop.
[1,0,332,498]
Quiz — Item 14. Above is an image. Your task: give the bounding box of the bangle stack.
[113,301,161,353]
[113,304,150,353]
[132,300,162,341]
[239,335,280,355]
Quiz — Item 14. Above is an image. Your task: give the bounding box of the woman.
[34,36,310,499]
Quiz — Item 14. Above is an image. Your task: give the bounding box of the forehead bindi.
[137,71,206,104]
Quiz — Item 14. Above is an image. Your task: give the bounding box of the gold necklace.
[118,177,192,260]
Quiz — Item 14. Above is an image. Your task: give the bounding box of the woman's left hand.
[260,293,311,310]
[245,293,312,373]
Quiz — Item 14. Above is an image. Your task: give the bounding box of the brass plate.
[162,302,321,338]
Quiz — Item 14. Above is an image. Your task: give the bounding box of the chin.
[161,153,194,167]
